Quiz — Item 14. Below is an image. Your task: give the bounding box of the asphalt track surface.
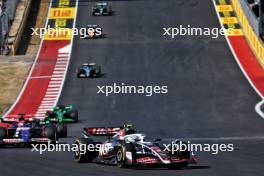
[1,0,264,176]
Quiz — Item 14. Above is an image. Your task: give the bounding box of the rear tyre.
[0,127,6,139]
[77,72,81,78]
[96,66,101,77]
[44,126,56,143]
[0,127,6,148]
[74,138,98,163]
[168,141,190,169]
[57,123,67,138]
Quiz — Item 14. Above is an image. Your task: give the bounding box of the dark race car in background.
[76,63,101,78]
[0,114,57,147]
[92,2,112,16]
[74,127,197,169]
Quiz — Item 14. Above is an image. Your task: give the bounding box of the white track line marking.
[41,100,55,102]
[47,88,60,91]
[43,98,57,101]
[53,0,79,106]
[38,109,51,112]
[54,69,67,71]
[255,99,264,119]
[48,85,61,88]
[51,75,64,78]
[2,1,53,118]
[45,92,59,94]
[163,136,264,141]
[29,76,52,79]
[44,96,57,99]
[56,60,68,63]
[49,81,62,84]
[35,114,45,116]
[58,54,69,57]
[39,106,52,109]
[212,0,264,119]
[51,78,63,81]
[57,58,68,61]
[40,104,54,107]
[55,63,67,66]
[53,71,65,74]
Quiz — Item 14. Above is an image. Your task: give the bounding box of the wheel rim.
[117,149,123,162]
[74,142,81,159]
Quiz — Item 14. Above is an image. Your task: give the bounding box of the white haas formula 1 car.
[74,126,197,169]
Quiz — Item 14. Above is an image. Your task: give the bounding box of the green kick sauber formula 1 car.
[44,105,78,138]
[45,105,78,123]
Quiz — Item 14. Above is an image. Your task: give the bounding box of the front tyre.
[116,147,126,168]
[74,138,97,163]
[116,143,136,168]
[168,141,190,169]
[44,126,56,143]
[57,123,67,138]
[0,127,6,148]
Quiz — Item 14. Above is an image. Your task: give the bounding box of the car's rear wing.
[82,127,122,136]
[0,114,40,123]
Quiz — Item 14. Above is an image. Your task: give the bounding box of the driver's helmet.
[123,123,135,135]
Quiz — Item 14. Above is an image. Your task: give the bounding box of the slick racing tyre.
[116,143,136,168]
[168,141,190,169]
[77,72,81,78]
[57,123,67,138]
[0,127,6,148]
[44,126,56,143]
[0,127,6,139]
[74,138,98,163]
[171,141,190,159]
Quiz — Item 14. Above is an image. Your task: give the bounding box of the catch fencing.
[0,0,20,54]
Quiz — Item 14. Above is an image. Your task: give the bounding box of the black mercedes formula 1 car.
[73,126,197,169]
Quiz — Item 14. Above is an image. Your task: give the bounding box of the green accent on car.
[44,105,78,123]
